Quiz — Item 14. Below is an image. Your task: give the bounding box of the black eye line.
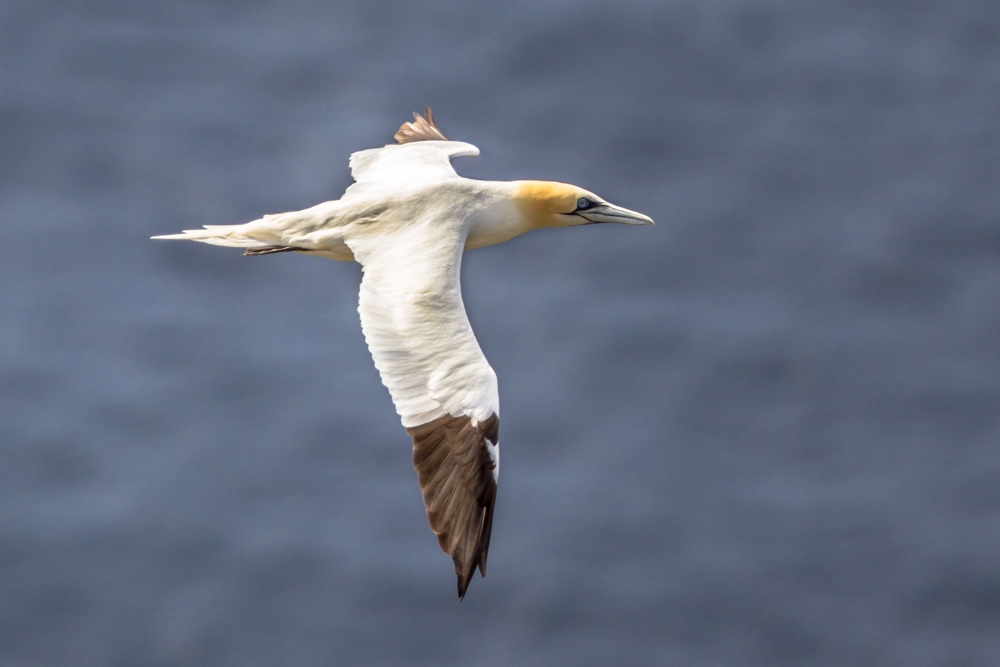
[570,198,599,214]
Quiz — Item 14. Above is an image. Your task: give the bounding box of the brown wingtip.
[394,107,448,144]
[408,413,498,601]
[456,549,481,600]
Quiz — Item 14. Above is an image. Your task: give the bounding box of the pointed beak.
[579,202,654,226]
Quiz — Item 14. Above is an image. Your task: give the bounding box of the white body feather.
[154,139,522,448]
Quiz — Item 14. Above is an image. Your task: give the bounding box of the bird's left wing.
[347,223,499,599]
[345,110,478,199]
[345,141,479,199]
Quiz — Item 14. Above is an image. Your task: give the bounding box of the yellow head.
[512,181,654,229]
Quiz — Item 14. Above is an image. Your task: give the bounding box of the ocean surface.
[2,1,999,665]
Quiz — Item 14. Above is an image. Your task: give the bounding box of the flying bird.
[153,109,653,598]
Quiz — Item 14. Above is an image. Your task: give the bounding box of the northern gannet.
[153,109,653,598]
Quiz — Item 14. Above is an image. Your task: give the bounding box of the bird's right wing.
[347,224,499,598]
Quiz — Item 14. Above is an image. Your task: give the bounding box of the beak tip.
[584,203,656,226]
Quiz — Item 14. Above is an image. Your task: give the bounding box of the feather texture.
[394,107,448,143]
[408,414,498,599]
[347,220,498,429]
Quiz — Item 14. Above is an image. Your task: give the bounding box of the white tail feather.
[151,225,272,248]
[151,200,352,259]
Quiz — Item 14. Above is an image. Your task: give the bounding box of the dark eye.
[576,197,592,210]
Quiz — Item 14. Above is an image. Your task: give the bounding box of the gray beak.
[578,202,654,226]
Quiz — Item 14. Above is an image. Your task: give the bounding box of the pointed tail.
[153,203,345,256]
[150,224,276,249]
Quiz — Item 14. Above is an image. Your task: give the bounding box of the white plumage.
[153,109,653,598]
[350,217,498,429]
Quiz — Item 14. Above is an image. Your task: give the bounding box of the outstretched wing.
[345,109,479,199]
[408,413,498,599]
[347,224,499,599]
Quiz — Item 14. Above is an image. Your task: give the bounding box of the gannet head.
[513,180,654,229]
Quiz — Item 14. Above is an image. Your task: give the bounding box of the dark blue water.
[3,2,999,665]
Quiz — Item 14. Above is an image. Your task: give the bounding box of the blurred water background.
[2,1,999,665]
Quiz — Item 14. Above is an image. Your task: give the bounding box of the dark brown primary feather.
[394,107,448,144]
[244,245,304,256]
[407,413,499,599]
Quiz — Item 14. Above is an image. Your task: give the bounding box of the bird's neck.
[463,181,542,250]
